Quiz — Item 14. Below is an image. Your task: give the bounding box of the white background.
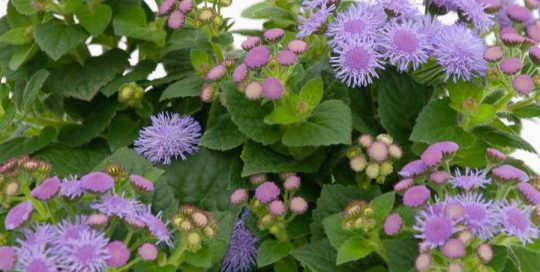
[0,0,539,171]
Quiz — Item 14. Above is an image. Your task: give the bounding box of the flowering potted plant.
[2,0,540,271]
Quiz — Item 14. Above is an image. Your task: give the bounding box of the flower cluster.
[158,0,229,30]
[0,156,50,208]
[230,173,308,241]
[230,29,308,101]
[199,58,237,103]
[171,204,218,253]
[347,134,402,184]
[385,141,539,271]
[484,2,540,97]
[303,0,489,87]
[1,167,168,271]
[134,112,201,165]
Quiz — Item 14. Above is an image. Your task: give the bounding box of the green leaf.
[257,240,294,267]
[377,70,433,145]
[212,32,234,47]
[383,238,418,272]
[513,104,540,118]
[282,100,352,147]
[185,246,213,268]
[200,114,247,151]
[265,104,303,125]
[9,43,39,70]
[94,147,165,181]
[0,127,57,162]
[512,247,540,272]
[102,60,156,97]
[113,6,166,41]
[473,104,497,124]
[11,0,36,15]
[410,99,475,147]
[225,83,283,145]
[241,2,293,20]
[474,126,535,152]
[167,27,211,51]
[107,114,142,151]
[75,3,112,36]
[240,141,325,177]
[371,192,395,227]
[61,0,84,13]
[155,148,234,211]
[0,26,33,45]
[33,21,88,60]
[160,76,203,101]
[22,69,49,110]
[447,80,484,112]
[336,236,373,265]
[190,49,211,72]
[323,213,349,249]
[58,97,117,147]
[45,49,129,100]
[311,184,380,240]
[291,239,359,272]
[34,144,110,177]
[299,77,324,111]
[487,246,508,272]
[0,94,16,129]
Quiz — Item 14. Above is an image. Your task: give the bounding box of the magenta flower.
[59,176,85,200]
[290,196,308,214]
[245,46,270,69]
[484,46,503,63]
[429,171,451,185]
[168,10,185,29]
[506,4,531,23]
[287,40,308,55]
[31,176,61,201]
[254,182,280,204]
[232,64,248,83]
[394,178,413,193]
[513,75,534,95]
[129,174,155,192]
[487,148,506,162]
[81,172,114,194]
[241,36,261,51]
[403,185,430,208]
[0,246,16,270]
[367,141,389,163]
[501,57,522,75]
[284,175,301,191]
[138,243,158,261]
[105,241,130,267]
[517,182,540,205]
[441,238,465,259]
[262,77,284,100]
[264,28,285,42]
[492,164,529,183]
[269,200,286,215]
[205,64,227,81]
[399,160,427,178]
[384,213,402,235]
[230,188,248,204]
[277,50,298,66]
[5,201,33,230]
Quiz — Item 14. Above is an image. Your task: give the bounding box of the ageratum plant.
[2,0,540,271]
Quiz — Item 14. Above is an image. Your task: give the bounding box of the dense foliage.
[2,0,540,271]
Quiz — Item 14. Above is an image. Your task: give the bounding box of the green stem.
[506,97,535,111]
[367,232,388,262]
[112,257,141,272]
[167,240,189,266]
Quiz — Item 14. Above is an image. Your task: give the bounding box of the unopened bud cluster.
[118,83,144,108]
[171,204,217,252]
[0,156,51,208]
[158,0,230,30]
[230,173,308,241]
[341,200,376,231]
[347,134,402,184]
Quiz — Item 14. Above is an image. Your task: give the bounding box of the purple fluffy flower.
[221,209,258,272]
[277,50,298,66]
[455,0,494,32]
[326,2,386,45]
[134,112,201,165]
[513,75,534,95]
[264,28,285,42]
[31,176,61,201]
[245,46,270,69]
[302,0,330,9]
[414,203,457,249]
[15,246,59,272]
[457,192,498,240]
[450,168,492,190]
[498,201,539,244]
[492,164,529,183]
[54,216,91,243]
[56,227,110,272]
[138,243,158,261]
[500,57,522,75]
[262,77,284,100]
[17,224,55,251]
[399,160,427,178]
[298,5,335,38]
[81,172,114,194]
[91,193,146,219]
[506,3,531,23]
[232,64,248,83]
[441,238,465,259]
[139,208,172,247]
[433,24,487,82]
[330,38,385,88]
[59,176,85,200]
[380,19,432,71]
[5,201,33,230]
[129,174,154,192]
[382,0,419,19]
[254,182,280,204]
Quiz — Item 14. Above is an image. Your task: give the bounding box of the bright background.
[1,0,539,171]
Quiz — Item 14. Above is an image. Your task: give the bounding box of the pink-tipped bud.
[230,188,248,204]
